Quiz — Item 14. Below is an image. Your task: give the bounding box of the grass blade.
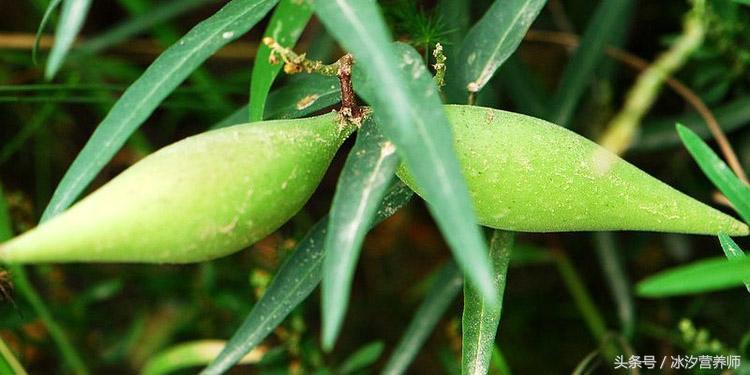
[202,181,413,375]
[40,0,278,221]
[249,0,313,121]
[210,74,340,129]
[143,340,263,375]
[33,0,64,65]
[547,0,633,126]
[322,119,399,350]
[78,0,214,54]
[637,256,750,297]
[45,0,93,79]
[381,261,463,375]
[677,123,750,223]
[315,0,495,301]
[458,0,546,95]
[462,231,514,375]
[718,233,750,293]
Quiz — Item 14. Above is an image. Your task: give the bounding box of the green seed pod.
[1,113,355,263]
[398,105,748,236]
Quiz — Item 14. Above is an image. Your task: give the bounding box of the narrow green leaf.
[41,0,279,221]
[315,0,495,301]
[249,0,313,121]
[458,0,546,94]
[718,233,750,293]
[143,340,262,375]
[547,0,633,126]
[45,0,93,80]
[337,341,385,375]
[637,256,750,297]
[322,119,399,350]
[33,0,64,65]
[202,181,413,375]
[381,262,463,375]
[637,95,750,151]
[676,123,750,223]
[462,231,514,375]
[719,233,746,258]
[78,0,214,54]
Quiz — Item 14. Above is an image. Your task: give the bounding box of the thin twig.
[524,29,749,184]
[263,38,364,124]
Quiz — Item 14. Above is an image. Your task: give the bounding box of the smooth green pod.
[398,105,748,236]
[0,113,354,263]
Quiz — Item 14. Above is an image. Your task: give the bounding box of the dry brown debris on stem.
[263,37,365,126]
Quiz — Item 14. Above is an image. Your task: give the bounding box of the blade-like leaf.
[337,341,385,375]
[718,233,750,293]
[458,0,546,94]
[637,256,750,297]
[462,231,514,375]
[210,75,340,129]
[33,0,64,65]
[41,0,279,221]
[315,0,495,302]
[202,181,413,375]
[45,0,93,79]
[249,0,313,121]
[381,262,463,375]
[142,340,263,375]
[677,123,750,223]
[547,0,633,126]
[322,119,399,350]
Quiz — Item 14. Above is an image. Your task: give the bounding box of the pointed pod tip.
[732,222,749,237]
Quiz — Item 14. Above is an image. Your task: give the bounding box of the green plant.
[2,0,750,374]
